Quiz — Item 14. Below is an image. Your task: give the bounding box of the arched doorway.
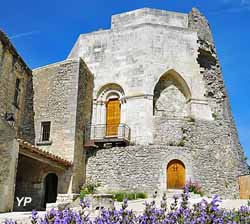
[106,98,121,136]
[44,173,58,207]
[167,160,185,189]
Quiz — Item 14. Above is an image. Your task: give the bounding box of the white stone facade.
[68,8,213,144]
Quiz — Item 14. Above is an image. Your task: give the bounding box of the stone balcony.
[84,123,131,148]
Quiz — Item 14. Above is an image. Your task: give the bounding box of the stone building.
[0,31,93,212]
[0,7,248,212]
[68,8,247,198]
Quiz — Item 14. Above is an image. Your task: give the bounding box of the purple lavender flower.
[14,187,250,224]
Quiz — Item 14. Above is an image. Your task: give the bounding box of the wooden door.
[239,175,250,199]
[167,160,185,189]
[106,99,120,136]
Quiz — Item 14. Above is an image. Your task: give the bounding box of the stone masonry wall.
[76,8,247,198]
[33,59,82,162]
[67,8,212,144]
[0,30,34,141]
[72,59,93,192]
[0,119,19,212]
[0,30,35,212]
[87,119,245,198]
[188,8,247,174]
[19,75,35,144]
[33,58,93,193]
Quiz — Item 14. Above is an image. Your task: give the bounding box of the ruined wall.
[33,58,93,193]
[188,8,248,175]
[0,30,35,212]
[84,8,247,198]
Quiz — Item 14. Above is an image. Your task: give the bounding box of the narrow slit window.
[14,78,20,107]
[41,121,51,141]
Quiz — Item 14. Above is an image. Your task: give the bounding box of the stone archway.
[153,69,191,117]
[94,83,126,131]
[167,159,185,189]
[44,173,58,207]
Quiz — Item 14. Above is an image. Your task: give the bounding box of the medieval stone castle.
[0,8,248,212]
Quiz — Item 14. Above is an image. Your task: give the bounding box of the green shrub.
[113,192,126,202]
[136,192,147,199]
[111,192,147,202]
[80,178,100,199]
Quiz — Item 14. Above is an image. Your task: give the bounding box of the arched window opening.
[153,70,191,117]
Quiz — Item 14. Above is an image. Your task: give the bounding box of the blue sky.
[1,0,249,161]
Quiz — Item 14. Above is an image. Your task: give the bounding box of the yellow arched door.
[106,98,120,136]
[167,160,185,189]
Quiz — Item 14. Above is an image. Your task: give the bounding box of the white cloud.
[241,0,250,5]
[210,0,250,14]
[10,30,40,40]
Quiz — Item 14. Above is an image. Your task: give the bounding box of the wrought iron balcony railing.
[85,123,131,147]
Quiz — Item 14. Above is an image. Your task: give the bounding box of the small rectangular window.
[41,121,51,141]
[14,78,20,107]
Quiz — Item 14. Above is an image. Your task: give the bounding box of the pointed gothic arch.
[153,69,191,116]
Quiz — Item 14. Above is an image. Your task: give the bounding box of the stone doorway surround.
[14,139,72,211]
[159,153,194,193]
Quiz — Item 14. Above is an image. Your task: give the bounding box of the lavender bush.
[4,187,250,224]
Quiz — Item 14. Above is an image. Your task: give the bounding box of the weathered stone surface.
[0,30,35,212]
[0,30,34,137]
[87,117,245,199]
[188,8,214,44]
[68,8,213,144]
[0,119,18,212]
[33,58,94,193]
[0,6,247,213]
[77,8,247,198]
[19,75,35,144]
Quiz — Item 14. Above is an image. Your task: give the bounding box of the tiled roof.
[18,139,73,167]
